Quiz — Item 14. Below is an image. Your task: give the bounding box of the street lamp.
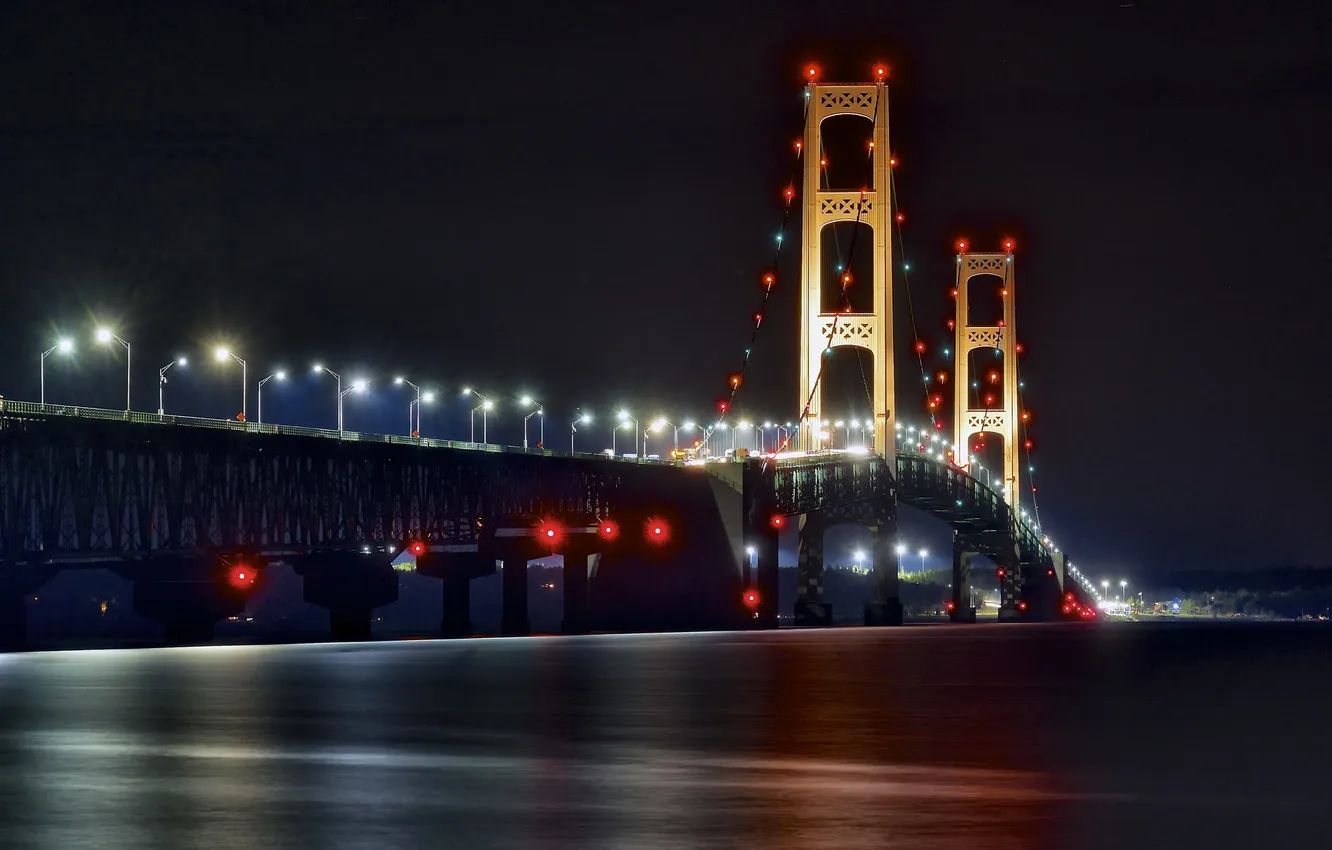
[1120,579,1127,603]
[157,356,187,415]
[339,379,368,435]
[652,418,680,453]
[40,338,74,405]
[95,328,131,411]
[853,549,866,573]
[571,410,591,453]
[520,395,544,450]
[1101,580,1109,601]
[616,410,639,457]
[895,543,907,573]
[918,548,928,575]
[257,370,286,425]
[394,377,431,437]
[313,365,341,429]
[463,388,492,444]
[214,347,247,421]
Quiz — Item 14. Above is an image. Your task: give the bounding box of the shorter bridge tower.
[952,244,1020,504]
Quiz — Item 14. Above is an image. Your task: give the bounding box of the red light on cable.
[598,519,620,541]
[895,212,905,223]
[537,520,564,547]
[783,186,794,201]
[915,340,926,354]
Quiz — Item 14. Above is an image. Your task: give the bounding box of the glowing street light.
[257,370,286,425]
[214,347,248,421]
[895,542,907,573]
[918,548,928,575]
[570,410,591,453]
[157,356,187,415]
[95,328,131,411]
[520,395,544,450]
[462,388,492,444]
[394,377,427,437]
[853,549,866,573]
[1101,580,1109,600]
[313,365,362,434]
[616,410,639,457]
[40,338,74,405]
[1120,579,1128,603]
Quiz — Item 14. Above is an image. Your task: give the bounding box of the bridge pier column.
[864,499,903,626]
[127,557,250,644]
[417,550,494,638]
[995,541,1023,622]
[441,575,473,637]
[562,552,593,635]
[951,535,979,623]
[0,592,26,650]
[501,557,530,636]
[793,512,831,627]
[295,552,399,642]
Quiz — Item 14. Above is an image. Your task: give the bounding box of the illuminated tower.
[798,73,894,459]
[951,243,1019,502]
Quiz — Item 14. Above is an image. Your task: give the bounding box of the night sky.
[1,1,1328,575]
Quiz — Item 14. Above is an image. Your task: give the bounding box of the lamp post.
[40,338,74,405]
[1101,580,1109,603]
[416,391,435,438]
[854,549,866,574]
[918,548,928,576]
[571,411,591,453]
[95,328,131,411]
[394,377,422,436]
[312,365,340,430]
[257,371,286,424]
[1120,579,1127,604]
[616,410,638,457]
[520,396,544,449]
[895,543,907,574]
[157,356,187,415]
[339,379,368,434]
[214,347,247,421]
[463,388,491,443]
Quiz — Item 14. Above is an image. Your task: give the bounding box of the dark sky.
[1,1,1328,575]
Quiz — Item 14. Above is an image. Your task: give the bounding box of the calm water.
[0,622,1327,848]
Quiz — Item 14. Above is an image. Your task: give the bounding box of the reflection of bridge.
[0,70,1100,646]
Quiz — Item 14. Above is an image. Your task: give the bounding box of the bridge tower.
[952,247,1020,504]
[798,78,894,460]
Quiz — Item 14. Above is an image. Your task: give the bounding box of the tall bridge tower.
[952,246,1020,503]
[798,78,894,459]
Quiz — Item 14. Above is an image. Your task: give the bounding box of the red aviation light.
[895,212,905,223]
[945,600,956,612]
[1018,601,1028,612]
[598,519,620,541]
[874,65,888,79]
[1065,592,1076,602]
[227,565,256,590]
[408,540,426,556]
[783,185,794,201]
[743,589,760,609]
[955,238,969,253]
[805,64,820,81]
[644,517,672,546]
[996,568,1006,578]
[1002,238,1015,252]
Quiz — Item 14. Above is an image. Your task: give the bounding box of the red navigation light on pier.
[598,519,620,541]
[227,564,256,590]
[537,519,564,548]
[743,589,760,609]
[769,514,785,530]
[408,540,426,556]
[644,517,671,546]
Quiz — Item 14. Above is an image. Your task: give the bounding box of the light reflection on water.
[0,625,1327,848]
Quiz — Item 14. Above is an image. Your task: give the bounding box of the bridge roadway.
[0,401,1089,647]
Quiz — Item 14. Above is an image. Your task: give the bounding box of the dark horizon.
[2,0,1329,576]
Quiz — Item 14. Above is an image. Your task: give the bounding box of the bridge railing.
[0,399,663,465]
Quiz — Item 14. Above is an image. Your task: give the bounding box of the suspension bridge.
[0,70,1101,646]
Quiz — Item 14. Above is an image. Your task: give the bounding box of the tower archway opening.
[963,432,1008,495]
[965,272,1006,327]
[817,114,877,192]
[820,221,875,313]
[817,347,876,448]
[963,346,1007,411]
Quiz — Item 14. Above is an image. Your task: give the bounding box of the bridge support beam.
[295,552,399,642]
[995,541,1023,622]
[864,500,903,627]
[951,535,979,623]
[793,512,831,626]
